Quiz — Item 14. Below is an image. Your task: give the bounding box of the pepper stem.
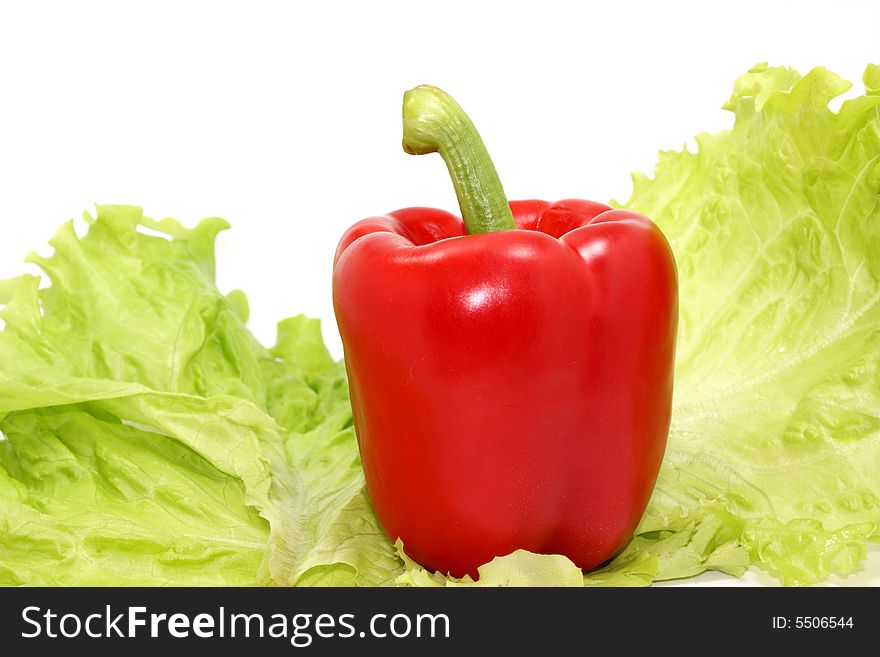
[402,85,516,234]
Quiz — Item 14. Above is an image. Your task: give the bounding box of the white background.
[1,0,878,585]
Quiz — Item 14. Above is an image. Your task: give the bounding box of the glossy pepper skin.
[334,199,677,578]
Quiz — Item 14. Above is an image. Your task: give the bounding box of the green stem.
[402,85,516,234]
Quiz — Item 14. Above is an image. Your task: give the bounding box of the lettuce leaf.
[0,206,397,585]
[2,63,878,587]
[620,63,880,585]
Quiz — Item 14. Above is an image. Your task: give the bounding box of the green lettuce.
[0,207,395,585]
[1,63,878,586]
[625,63,880,585]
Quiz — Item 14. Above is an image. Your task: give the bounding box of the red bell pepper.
[333,85,677,579]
